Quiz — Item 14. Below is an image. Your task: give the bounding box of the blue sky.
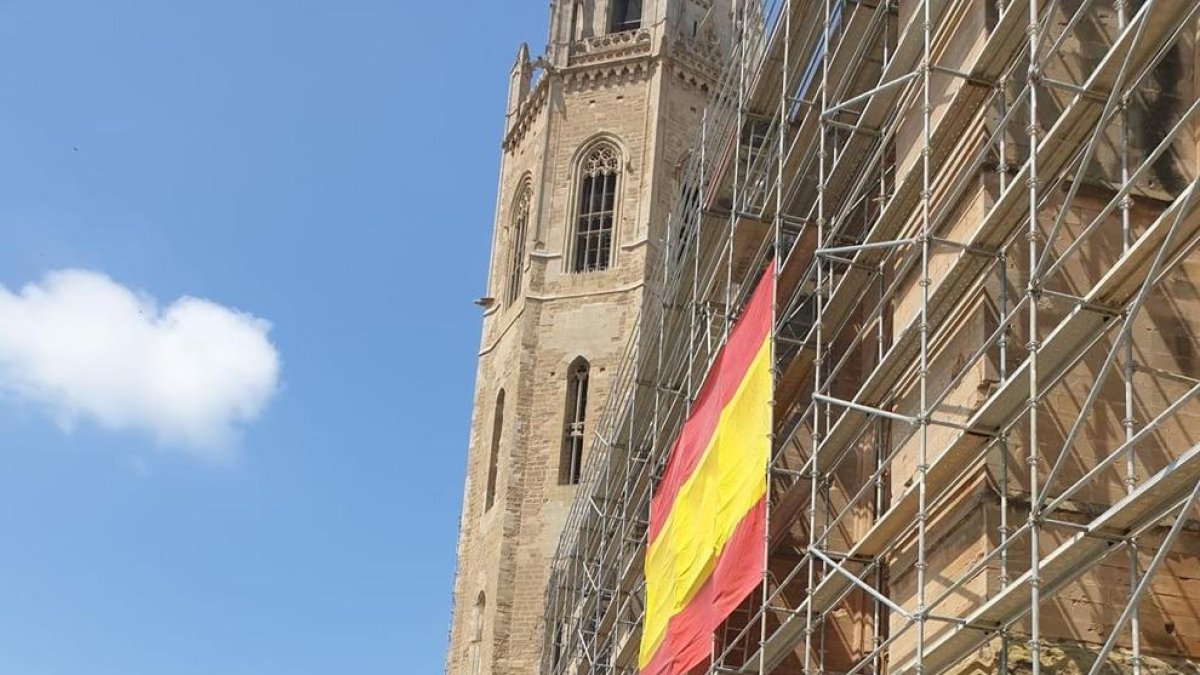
[0,1,544,672]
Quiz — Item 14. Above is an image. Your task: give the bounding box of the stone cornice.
[668,36,723,89]
[501,28,724,152]
[566,27,652,68]
[503,29,657,152]
[561,57,657,94]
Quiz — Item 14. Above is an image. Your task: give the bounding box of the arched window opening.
[572,144,620,273]
[506,186,532,306]
[610,0,642,32]
[676,179,701,264]
[551,624,564,670]
[468,592,485,675]
[486,390,504,511]
[560,358,590,485]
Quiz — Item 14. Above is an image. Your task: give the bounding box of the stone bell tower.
[445,1,731,673]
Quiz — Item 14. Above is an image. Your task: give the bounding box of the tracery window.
[560,357,590,485]
[572,144,620,273]
[610,0,642,32]
[506,185,532,306]
[485,390,504,511]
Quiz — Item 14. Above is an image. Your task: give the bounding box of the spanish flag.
[639,263,774,675]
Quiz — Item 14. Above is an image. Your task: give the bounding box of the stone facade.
[445,2,732,673]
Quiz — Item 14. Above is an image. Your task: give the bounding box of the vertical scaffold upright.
[541,1,1200,674]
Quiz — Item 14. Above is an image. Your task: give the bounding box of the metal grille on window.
[506,187,531,306]
[561,358,589,485]
[573,145,619,273]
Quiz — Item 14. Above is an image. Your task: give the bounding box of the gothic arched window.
[560,357,590,485]
[572,144,620,273]
[468,592,485,675]
[506,184,532,306]
[485,390,504,511]
[610,0,642,33]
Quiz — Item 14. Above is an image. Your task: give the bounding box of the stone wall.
[445,2,731,673]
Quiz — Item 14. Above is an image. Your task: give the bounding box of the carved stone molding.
[503,74,550,152]
[562,59,655,94]
[567,28,652,67]
[670,43,722,90]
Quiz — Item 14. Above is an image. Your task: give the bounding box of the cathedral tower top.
[446,2,733,673]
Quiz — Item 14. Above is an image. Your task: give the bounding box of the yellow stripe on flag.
[639,338,771,667]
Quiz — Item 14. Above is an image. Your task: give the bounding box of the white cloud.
[0,269,281,459]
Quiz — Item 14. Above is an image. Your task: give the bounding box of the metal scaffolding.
[541,1,1200,673]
